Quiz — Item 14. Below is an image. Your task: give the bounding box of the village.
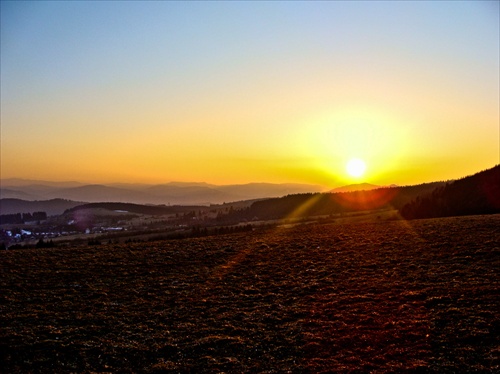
[0,203,257,249]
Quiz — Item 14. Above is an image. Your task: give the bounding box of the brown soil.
[1,215,499,373]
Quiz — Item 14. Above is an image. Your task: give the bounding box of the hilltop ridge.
[400,165,500,219]
[331,183,399,193]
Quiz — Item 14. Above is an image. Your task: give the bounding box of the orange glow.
[333,188,400,211]
[1,2,498,187]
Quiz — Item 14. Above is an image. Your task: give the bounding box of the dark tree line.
[3,238,56,250]
[0,212,47,225]
[400,165,500,219]
[36,239,56,248]
[65,203,207,216]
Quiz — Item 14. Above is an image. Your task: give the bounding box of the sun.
[346,158,367,178]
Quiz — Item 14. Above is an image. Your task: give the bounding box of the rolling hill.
[0,199,84,216]
[400,165,500,219]
[331,183,382,193]
[227,182,446,221]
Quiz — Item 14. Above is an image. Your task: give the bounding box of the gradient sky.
[1,1,499,187]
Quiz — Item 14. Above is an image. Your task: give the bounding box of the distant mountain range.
[0,179,326,208]
[331,183,398,193]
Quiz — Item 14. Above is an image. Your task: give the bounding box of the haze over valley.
[1,2,499,372]
[0,179,326,207]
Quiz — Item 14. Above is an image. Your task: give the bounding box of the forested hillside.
[229,182,445,221]
[400,165,500,219]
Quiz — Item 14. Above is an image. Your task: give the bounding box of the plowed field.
[1,215,499,373]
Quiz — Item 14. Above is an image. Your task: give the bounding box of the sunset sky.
[1,1,499,187]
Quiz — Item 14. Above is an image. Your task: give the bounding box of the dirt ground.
[1,214,499,373]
